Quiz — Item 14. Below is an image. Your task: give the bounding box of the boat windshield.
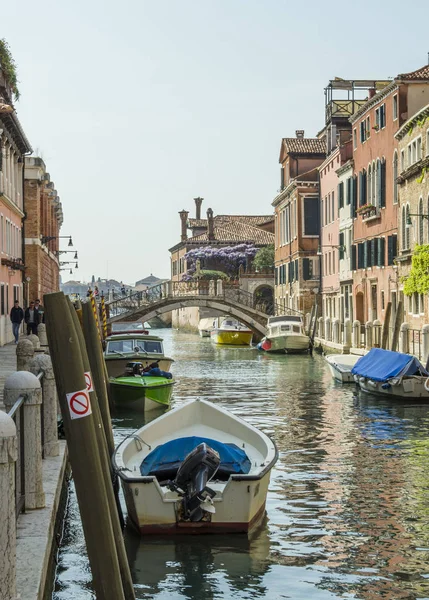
[106,339,163,354]
[112,322,146,332]
[280,325,291,332]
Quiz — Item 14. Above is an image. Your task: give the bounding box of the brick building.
[0,70,32,345]
[350,65,429,325]
[395,101,429,327]
[24,157,63,304]
[272,131,325,314]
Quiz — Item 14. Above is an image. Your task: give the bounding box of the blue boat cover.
[351,348,429,382]
[140,436,251,478]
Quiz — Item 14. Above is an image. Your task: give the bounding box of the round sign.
[84,373,92,391]
[69,391,90,416]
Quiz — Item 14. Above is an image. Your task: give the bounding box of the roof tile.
[398,65,429,81]
[282,137,326,155]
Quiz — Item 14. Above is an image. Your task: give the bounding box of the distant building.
[135,274,164,291]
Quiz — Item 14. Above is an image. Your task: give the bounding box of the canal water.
[53,329,429,600]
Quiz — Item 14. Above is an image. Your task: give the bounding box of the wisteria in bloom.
[182,244,258,280]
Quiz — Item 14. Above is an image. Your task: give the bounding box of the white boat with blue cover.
[352,348,429,399]
[113,399,278,534]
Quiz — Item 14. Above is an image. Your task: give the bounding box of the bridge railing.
[106,279,303,319]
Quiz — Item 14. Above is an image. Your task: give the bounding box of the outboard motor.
[125,362,144,376]
[172,443,220,522]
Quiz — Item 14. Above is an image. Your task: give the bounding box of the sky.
[2,0,428,285]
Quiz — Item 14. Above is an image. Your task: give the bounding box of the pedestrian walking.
[35,298,45,323]
[10,300,24,343]
[24,301,40,335]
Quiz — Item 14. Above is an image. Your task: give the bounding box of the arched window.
[376,158,381,208]
[419,197,424,244]
[402,205,406,250]
[367,164,372,204]
[393,151,398,204]
[406,204,411,250]
[372,160,376,205]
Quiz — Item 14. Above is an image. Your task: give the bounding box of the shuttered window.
[352,176,357,217]
[303,197,319,236]
[380,159,386,207]
[346,177,351,205]
[339,232,345,260]
[295,259,299,281]
[338,182,344,209]
[0,284,4,316]
[303,258,310,280]
[387,235,398,265]
[378,237,385,266]
[275,267,278,285]
[351,245,357,270]
[359,170,367,206]
[358,243,365,268]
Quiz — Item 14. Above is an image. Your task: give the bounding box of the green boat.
[110,362,175,412]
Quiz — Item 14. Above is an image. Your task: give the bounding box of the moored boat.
[210,318,253,346]
[198,317,215,338]
[113,399,278,534]
[110,362,175,411]
[325,353,360,383]
[352,348,429,399]
[104,332,173,377]
[257,315,309,353]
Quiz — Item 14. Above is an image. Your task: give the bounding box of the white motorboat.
[113,399,278,534]
[325,353,360,383]
[352,348,429,399]
[258,315,309,353]
[198,317,215,338]
[210,317,253,346]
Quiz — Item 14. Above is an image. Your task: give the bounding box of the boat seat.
[140,436,251,481]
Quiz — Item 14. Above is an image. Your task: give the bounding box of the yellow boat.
[210,317,253,346]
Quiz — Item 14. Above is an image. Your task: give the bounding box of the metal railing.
[7,369,45,518]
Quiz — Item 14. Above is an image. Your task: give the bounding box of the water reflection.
[53,330,429,599]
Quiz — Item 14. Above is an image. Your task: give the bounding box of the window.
[375,104,386,130]
[419,197,424,244]
[408,144,412,167]
[406,204,411,250]
[302,197,319,236]
[331,191,335,222]
[353,129,357,150]
[401,149,405,171]
[393,151,398,204]
[381,291,385,310]
[360,120,367,143]
[366,116,371,139]
[417,137,422,161]
[401,206,406,250]
[393,95,398,120]
[367,164,372,204]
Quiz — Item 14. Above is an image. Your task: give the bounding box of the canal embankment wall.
[0,329,69,600]
[171,306,223,332]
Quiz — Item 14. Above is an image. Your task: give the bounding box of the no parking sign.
[66,388,92,420]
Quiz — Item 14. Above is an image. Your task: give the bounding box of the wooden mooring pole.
[44,292,134,600]
[390,301,403,352]
[381,302,392,350]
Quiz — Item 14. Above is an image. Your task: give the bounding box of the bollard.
[325,317,332,342]
[373,319,382,348]
[400,323,410,354]
[352,320,361,348]
[332,318,340,344]
[16,338,34,371]
[37,323,48,347]
[0,411,18,600]
[4,371,45,509]
[365,321,373,350]
[344,318,352,347]
[30,354,59,457]
[318,316,324,339]
[209,279,215,296]
[216,279,223,296]
[26,333,40,350]
[422,324,429,364]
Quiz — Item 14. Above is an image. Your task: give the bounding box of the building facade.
[273,132,325,314]
[395,101,429,328]
[0,69,32,345]
[24,157,63,304]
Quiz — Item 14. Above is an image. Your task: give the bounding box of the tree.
[252,245,274,271]
[182,244,258,281]
[0,39,20,101]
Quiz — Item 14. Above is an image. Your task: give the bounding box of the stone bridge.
[106,281,302,339]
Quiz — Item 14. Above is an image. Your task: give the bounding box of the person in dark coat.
[10,300,24,343]
[24,301,40,335]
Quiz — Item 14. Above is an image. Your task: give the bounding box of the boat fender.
[424,377,429,392]
[368,380,377,388]
[359,377,365,385]
[381,382,391,389]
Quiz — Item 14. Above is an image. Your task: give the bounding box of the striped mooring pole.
[89,292,102,342]
[100,296,108,340]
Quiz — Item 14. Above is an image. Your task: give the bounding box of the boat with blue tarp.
[352,348,429,399]
[113,398,278,534]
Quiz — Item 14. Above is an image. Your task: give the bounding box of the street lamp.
[41,235,73,246]
[317,244,347,256]
[406,213,429,226]
[60,261,78,269]
[57,250,78,259]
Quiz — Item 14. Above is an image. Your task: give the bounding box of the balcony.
[357,204,381,222]
[325,99,367,122]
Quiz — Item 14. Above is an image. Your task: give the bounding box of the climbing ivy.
[0,39,20,101]
[403,244,429,295]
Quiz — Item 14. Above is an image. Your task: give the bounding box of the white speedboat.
[258,315,309,353]
[113,399,278,534]
[198,317,215,338]
[325,354,360,383]
[210,318,253,346]
[352,348,429,399]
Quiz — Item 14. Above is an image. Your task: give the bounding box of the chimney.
[194,197,203,220]
[179,209,189,242]
[368,88,376,99]
[207,208,215,241]
[295,130,305,138]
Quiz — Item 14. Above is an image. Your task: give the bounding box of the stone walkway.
[0,342,17,408]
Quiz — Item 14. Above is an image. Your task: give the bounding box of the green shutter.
[380,159,386,207]
[303,258,310,280]
[351,245,357,270]
[339,232,345,260]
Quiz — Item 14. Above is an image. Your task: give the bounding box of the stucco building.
[24,157,63,304]
[395,100,429,328]
[350,65,429,325]
[0,69,32,345]
[272,131,325,314]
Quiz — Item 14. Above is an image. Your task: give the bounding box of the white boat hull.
[325,354,360,383]
[199,330,211,338]
[261,334,310,353]
[357,376,429,399]
[114,399,277,534]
